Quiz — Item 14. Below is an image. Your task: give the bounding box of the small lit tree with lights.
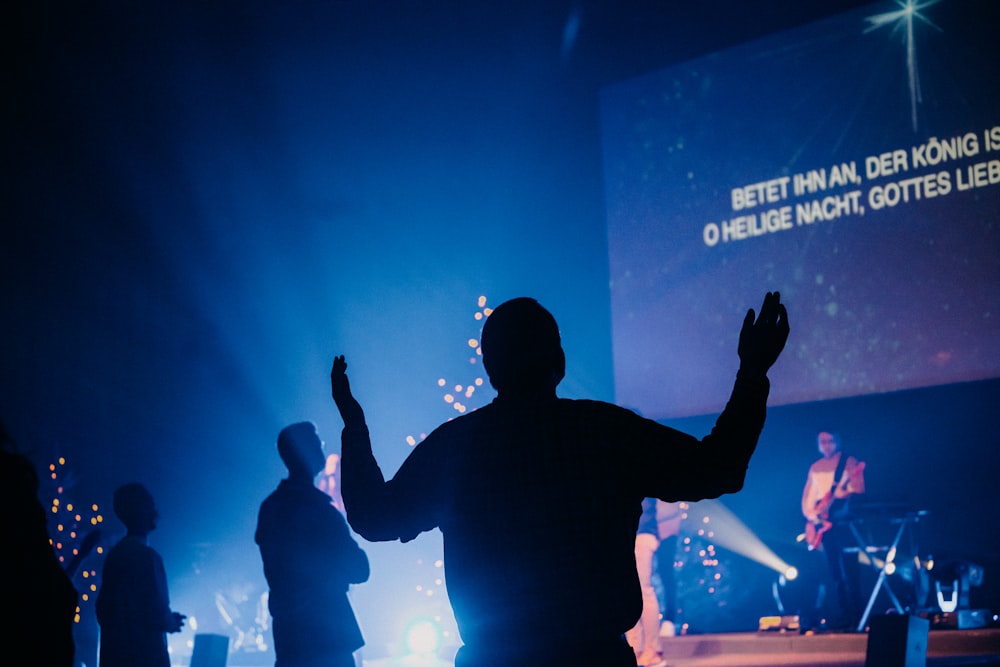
[671,503,737,634]
[42,456,106,667]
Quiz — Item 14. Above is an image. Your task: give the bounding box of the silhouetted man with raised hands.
[331,293,788,667]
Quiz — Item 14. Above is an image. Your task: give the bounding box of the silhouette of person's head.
[112,483,159,536]
[481,297,565,394]
[277,421,326,480]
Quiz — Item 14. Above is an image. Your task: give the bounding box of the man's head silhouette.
[112,482,158,536]
[480,297,565,393]
[278,421,326,479]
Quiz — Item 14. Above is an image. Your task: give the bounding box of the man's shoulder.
[557,397,641,421]
[809,454,854,473]
[256,485,343,543]
[426,401,499,434]
[558,397,622,410]
[809,456,839,473]
[256,485,300,525]
[106,536,160,567]
[438,397,628,420]
[421,398,636,441]
[259,482,334,512]
[257,485,287,510]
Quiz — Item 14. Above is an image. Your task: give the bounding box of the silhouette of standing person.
[331,293,788,667]
[654,500,683,636]
[0,420,78,667]
[626,497,663,666]
[96,483,185,667]
[255,422,370,667]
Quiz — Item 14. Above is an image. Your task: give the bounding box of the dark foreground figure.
[332,293,789,667]
[0,423,78,667]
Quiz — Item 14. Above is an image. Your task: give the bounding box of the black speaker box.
[865,614,929,667]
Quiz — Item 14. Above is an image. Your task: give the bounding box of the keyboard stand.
[844,510,927,632]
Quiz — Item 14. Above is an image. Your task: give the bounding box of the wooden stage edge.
[658,628,1000,667]
[354,628,1000,667]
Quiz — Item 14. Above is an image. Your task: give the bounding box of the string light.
[669,504,736,634]
[44,456,103,625]
[406,295,493,444]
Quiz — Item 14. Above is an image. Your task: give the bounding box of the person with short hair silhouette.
[256,421,370,667]
[96,482,185,667]
[331,293,788,667]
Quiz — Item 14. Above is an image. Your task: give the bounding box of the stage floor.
[658,628,1000,667]
[351,628,1000,667]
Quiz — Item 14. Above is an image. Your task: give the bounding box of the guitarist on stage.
[800,430,866,630]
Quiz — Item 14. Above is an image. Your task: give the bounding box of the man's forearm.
[716,370,770,458]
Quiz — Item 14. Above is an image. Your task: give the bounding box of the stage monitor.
[600,1,1000,421]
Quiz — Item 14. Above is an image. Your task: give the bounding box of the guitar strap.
[826,452,854,522]
[830,451,850,493]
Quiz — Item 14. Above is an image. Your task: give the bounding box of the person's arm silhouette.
[330,355,408,540]
[618,292,789,501]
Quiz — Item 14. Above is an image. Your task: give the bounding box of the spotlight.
[931,559,984,613]
[404,618,441,656]
[784,566,799,582]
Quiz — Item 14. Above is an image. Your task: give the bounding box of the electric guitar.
[804,461,864,551]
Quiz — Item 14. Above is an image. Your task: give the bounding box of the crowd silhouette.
[5,292,788,667]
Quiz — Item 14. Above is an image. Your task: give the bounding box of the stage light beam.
[685,499,793,576]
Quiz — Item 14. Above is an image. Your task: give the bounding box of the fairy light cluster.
[672,502,732,633]
[45,456,105,623]
[412,558,446,599]
[406,295,492,446]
